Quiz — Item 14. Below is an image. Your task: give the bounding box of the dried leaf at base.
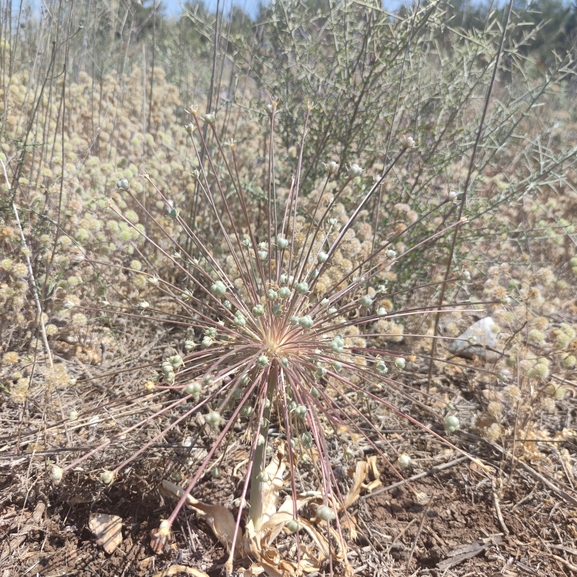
[88,512,122,554]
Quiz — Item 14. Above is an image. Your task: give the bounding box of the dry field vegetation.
[2,0,577,575]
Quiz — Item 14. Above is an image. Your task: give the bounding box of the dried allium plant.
[47,103,476,568]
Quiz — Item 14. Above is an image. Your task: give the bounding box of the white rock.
[449,317,500,361]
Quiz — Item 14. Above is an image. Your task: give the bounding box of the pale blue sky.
[162,0,412,19]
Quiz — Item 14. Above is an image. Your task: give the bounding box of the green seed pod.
[253,304,265,316]
[257,355,269,368]
[211,467,221,478]
[100,470,115,484]
[299,315,314,329]
[360,295,373,307]
[294,405,307,418]
[317,251,329,263]
[204,113,216,125]
[267,289,278,301]
[394,357,406,369]
[277,236,289,249]
[272,304,283,316]
[316,505,336,522]
[202,336,213,348]
[211,281,226,296]
[397,454,411,468]
[295,282,309,294]
[185,381,202,396]
[444,415,460,433]
[205,410,222,427]
[301,432,313,448]
[258,250,268,261]
[278,287,291,299]
[169,354,183,369]
[50,465,64,484]
[116,178,129,190]
[326,161,339,174]
[286,519,301,533]
[185,340,196,352]
[376,361,388,375]
[348,163,363,177]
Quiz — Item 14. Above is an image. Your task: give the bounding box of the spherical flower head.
[3,351,19,365]
[485,423,501,442]
[348,163,363,178]
[444,415,460,433]
[211,280,226,296]
[11,263,28,279]
[527,362,549,380]
[487,401,503,418]
[0,258,13,271]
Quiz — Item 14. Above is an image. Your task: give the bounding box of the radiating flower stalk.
[49,102,479,567]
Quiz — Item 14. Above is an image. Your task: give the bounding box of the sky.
[162,0,412,19]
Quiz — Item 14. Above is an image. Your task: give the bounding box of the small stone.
[448,317,500,361]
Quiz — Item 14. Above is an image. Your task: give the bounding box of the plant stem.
[249,364,276,531]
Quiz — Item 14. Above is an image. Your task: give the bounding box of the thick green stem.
[249,366,276,531]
